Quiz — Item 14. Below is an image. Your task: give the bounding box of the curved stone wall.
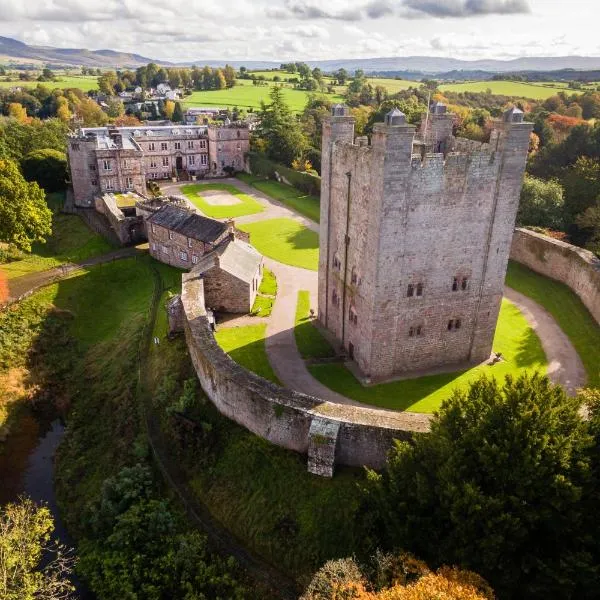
[179,272,427,476]
[510,228,600,325]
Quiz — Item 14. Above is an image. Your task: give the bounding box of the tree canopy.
[21,149,68,193]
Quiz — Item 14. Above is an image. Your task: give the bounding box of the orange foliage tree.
[0,270,8,304]
[545,113,587,142]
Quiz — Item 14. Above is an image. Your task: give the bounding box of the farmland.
[438,80,585,99]
[0,74,99,91]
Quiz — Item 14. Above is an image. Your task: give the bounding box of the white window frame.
[192,254,198,264]
[200,154,207,165]
[174,141,181,150]
[162,245,169,254]
[150,158,157,168]
[188,238,193,248]
[149,142,155,151]
[179,251,188,262]
[169,231,174,240]
[187,140,194,149]
[126,177,133,189]
[160,142,168,151]
[188,155,195,165]
[162,156,169,167]
[103,159,111,171]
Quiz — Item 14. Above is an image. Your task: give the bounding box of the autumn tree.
[214,69,227,90]
[0,498,75,600]
[105,97,125,118]
[0,270,7,304]
[223,64,237,88]
[0,158,52,251]
[368,374,596,599]
[98,70,118,95]
[163,99,175,120]
[7,102,28,123]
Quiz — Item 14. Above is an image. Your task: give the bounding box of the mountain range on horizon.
[2,35,600,75]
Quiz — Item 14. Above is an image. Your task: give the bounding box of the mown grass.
[238,174,320,223]
[506,260,600,388]
[180,182,264,219]
[439,80,584,99]
[310,299,547,412]
[0,75,99,91]
[294,290,335,359]
[258,267,277,296]
[214,324,279,383]
[0,192,113,279]
[251,294,274,318]
[239,218,319,271]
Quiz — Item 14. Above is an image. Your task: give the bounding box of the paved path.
[504,287,587,394]
[5,246,145,305]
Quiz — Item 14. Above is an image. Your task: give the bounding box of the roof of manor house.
[147,204,228,242]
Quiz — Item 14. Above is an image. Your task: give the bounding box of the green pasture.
[439,80,584,99]
[180,182,264,218]
[309,299,547,413]
[0,75,98,91]
[238,218,319,271]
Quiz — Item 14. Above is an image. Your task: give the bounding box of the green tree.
[516,175,565,230]
[0,498,75,600]
[257,86,308,166]
[0,158,52,251]
[21,149,68,193]
[98,70,118,95]
[172,101,184,123]
[369,374,596,599]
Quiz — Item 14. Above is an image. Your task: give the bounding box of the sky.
[0,0,598,63]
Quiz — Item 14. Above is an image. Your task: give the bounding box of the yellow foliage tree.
[164,100,175,120]
[7,102,28,124]
[55,97,72,123]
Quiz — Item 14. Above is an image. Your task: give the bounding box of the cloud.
[401,0,531,19]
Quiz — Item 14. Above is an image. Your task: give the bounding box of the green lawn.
[183,79,344,113]
[215,323,279,383]
[310,299,547,413]
[0,193,113,279]
[0,75,98,91]
[251,294,274,318]
[238,174,320,223]
[238,218,319,271]
[258,267,277,296]
[439,80,584,99]
[295,290,335,359]
[180,182,264,218]
[506,260,600,388]
[114,192,139,209]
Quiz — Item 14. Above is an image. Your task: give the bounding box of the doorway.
[176,156,183,170]
[348,342,354,360]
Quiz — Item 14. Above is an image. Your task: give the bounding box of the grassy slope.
[180,182,264,219]
[439,80,584,99]
[506,260,600,388]
[258,267,277,296]
[0,192,113,279]
[294,290,335,359]
[238,174,320,223]
[215,324,280,384]
[238,218,319,271]
[310,299,547,412]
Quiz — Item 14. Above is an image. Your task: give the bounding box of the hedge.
[248,151,321,197]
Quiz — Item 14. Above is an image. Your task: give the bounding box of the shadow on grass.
[513,326,545,368]
[284,227,319,251]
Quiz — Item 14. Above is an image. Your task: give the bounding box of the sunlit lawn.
[180,182,264,219]
[295,290,335,359]
[238,218,319,271]
[309,299,547,413]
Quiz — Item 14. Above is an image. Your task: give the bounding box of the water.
[0,411,92,598]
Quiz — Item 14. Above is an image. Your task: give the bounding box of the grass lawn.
[310,299,547,413]
[439,80,584,99]
[295,290,335,359]
[251,294,274,317]
[0,75,98,91]
[180,182,264,218]
[183,79,344,113]
[215,323,279,384]
[258,267,277,296]
[114,192,139,209]
[238,218,319,271]
[506,260,600,388]
[0,192,113,279]
[238,174,320,223]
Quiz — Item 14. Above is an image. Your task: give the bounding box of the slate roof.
[147,204,227,242]
[193,238,262,284]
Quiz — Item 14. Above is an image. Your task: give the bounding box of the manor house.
[318,103,532,382]
[68,123,249,207]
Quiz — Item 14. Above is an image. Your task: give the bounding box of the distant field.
[366,77,420,93]
[439,80,584,99]
[184,78,344,112]
[0,75,98,91]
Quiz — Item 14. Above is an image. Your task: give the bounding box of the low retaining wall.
[179,272,424,476]
[510,228,600,325]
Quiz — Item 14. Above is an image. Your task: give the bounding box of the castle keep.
[318,103,532,381]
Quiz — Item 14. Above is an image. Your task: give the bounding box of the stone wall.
[203,266,255,314]
[510,228,600,324]
[179,272,423,475]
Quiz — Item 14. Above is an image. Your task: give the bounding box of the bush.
[21,148,68,192]
[248,151,321,196]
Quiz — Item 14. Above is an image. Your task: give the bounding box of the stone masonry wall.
[202,266,254,313]
[510,228,600,324]
[179,273,419,475]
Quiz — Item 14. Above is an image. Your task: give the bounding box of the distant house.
[146,203,234,269]
[156,83,171,95]
[184,107,222,124]
[193,238,263,313]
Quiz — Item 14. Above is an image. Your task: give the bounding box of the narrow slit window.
[409,327,414,337]
[452,277,458,291]
[407,284,414,297]
[455,319,461,330]
[448,320,454,331]
[461,278,468,290]
[416,283,423,297]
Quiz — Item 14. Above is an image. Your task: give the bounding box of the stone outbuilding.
[146,203,234,269]
[192,238,263,313]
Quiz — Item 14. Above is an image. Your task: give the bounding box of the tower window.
[452,277,458,291]
[448,319,461,331]
[416,283,423,297]
[349,306,357,325]
[448,320,454,331]
[332,289,339,306]
[409,325,423,337]
[455,319,461,329]
[333,255,341,271]
[461,278,468,290]
[407,284,414,297]
[409,327,414,337]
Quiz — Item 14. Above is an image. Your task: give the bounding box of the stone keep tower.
[318,103,532,382]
